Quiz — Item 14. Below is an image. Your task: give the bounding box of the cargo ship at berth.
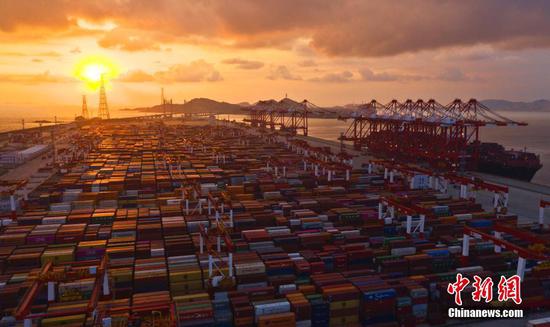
[473,142,543,182]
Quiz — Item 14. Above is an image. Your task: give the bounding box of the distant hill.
[124,98,246,114]
[481,99,550,111]
[124,97,550,114]
[124,97,350,117]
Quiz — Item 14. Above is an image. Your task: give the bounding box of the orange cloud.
[298,59,317,67]
[0,51,61,57]
[98,28,161,51]
[118,70,155,82]
[153,60,223,83]
[222,58,264,70]
[118,61,224,83]
[359,69,426,82]
[308,71,354,83]
[267,65,301,80]
[436,68,481,82]
[0,70,73,84]
[3,1,550,57]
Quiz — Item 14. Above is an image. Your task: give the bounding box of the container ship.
[475,142,543,182]
[0,117,548,326]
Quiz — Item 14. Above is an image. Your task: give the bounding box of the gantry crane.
[462,223,550,280]
[15,256,110,326]
[0,180,28,221]
[243,98,336,136]
[340,98,526,171]
[367,160,511,213]
[286,138,354,181]
[198,191,235,290]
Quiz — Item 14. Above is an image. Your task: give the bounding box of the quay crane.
[243,98,336,136]
[339,99,526,171]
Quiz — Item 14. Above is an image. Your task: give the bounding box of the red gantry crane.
[15,256,110,327]
[367,160,511,214]
[462,223,550,281]
[243,98,336,136]
[340,98,526,171]
[198,191,235,290]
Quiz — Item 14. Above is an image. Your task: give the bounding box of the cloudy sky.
[1,0,550,116]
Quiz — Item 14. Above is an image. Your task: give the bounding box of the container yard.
[0,116,547,327]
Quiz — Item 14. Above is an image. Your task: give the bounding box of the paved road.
[0,151,52,182]
[1,132,74,200]
[469,172,550,223]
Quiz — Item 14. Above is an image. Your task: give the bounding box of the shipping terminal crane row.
[245,126,355,181]
[375,184,550,283]
[180,181,234,220]
[340,98,527,171]
[285,138,354,181]
[243,98,337,136]
[367,159,510,213]
[287,139,353,165]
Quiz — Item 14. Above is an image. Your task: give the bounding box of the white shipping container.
[49,203,71,212]
[341,230,360,237]
[296,320,312,327]
[43,217,66,225]
[253,300,290,321]
[391,247,417,256]
[456,266,483,274]
[455,214,472,221]
[237,282,268,291]
[278,284,296,293]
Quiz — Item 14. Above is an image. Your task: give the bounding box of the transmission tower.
[98,75,110,119]
[161,88,166,115]
[81,95,89,119]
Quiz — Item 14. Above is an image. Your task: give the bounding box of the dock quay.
[0,116,548,326]
[295,129,550,225]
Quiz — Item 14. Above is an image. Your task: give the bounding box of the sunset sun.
[73,55,120,91]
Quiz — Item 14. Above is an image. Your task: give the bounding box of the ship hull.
[476,162,540,182]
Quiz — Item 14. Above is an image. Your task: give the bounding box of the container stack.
[0,121,548,326]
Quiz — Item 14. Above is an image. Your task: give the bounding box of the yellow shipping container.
[41,314,86,327]
[329,299,359,310]
[169,269,202,282]
[329,314,359,326]
[170,280,204,295]
[41,248,75,265]
[173,292,210,303]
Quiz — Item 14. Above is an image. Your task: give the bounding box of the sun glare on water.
[74,55,120,91]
